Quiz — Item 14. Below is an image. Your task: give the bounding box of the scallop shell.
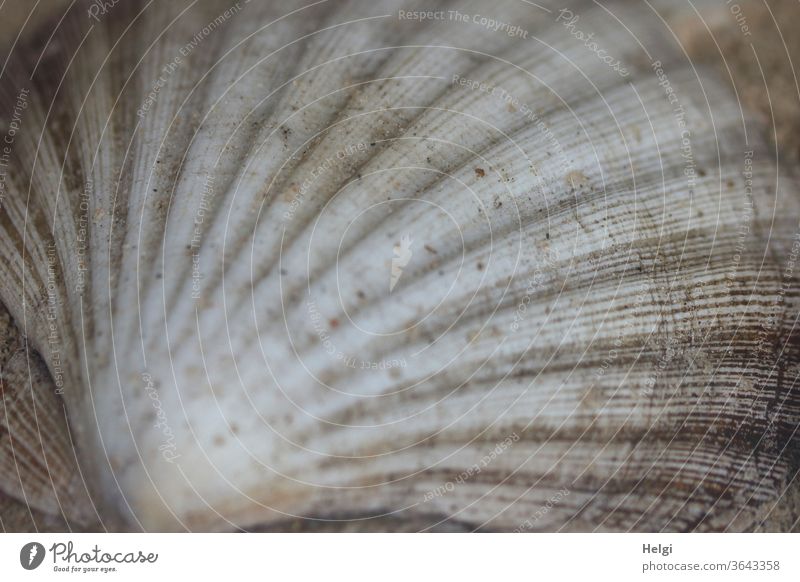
[1,0,799,531]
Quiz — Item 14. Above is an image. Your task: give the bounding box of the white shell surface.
[0,0,799,531]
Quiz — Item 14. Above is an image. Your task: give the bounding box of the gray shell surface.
[0,0,799,531]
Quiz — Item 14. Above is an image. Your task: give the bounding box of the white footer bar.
[1,533,797,580]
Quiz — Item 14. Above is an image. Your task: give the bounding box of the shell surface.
[1,0,800,531]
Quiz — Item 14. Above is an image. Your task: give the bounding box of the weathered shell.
[0,305,95,531]
[1,0,799,531]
